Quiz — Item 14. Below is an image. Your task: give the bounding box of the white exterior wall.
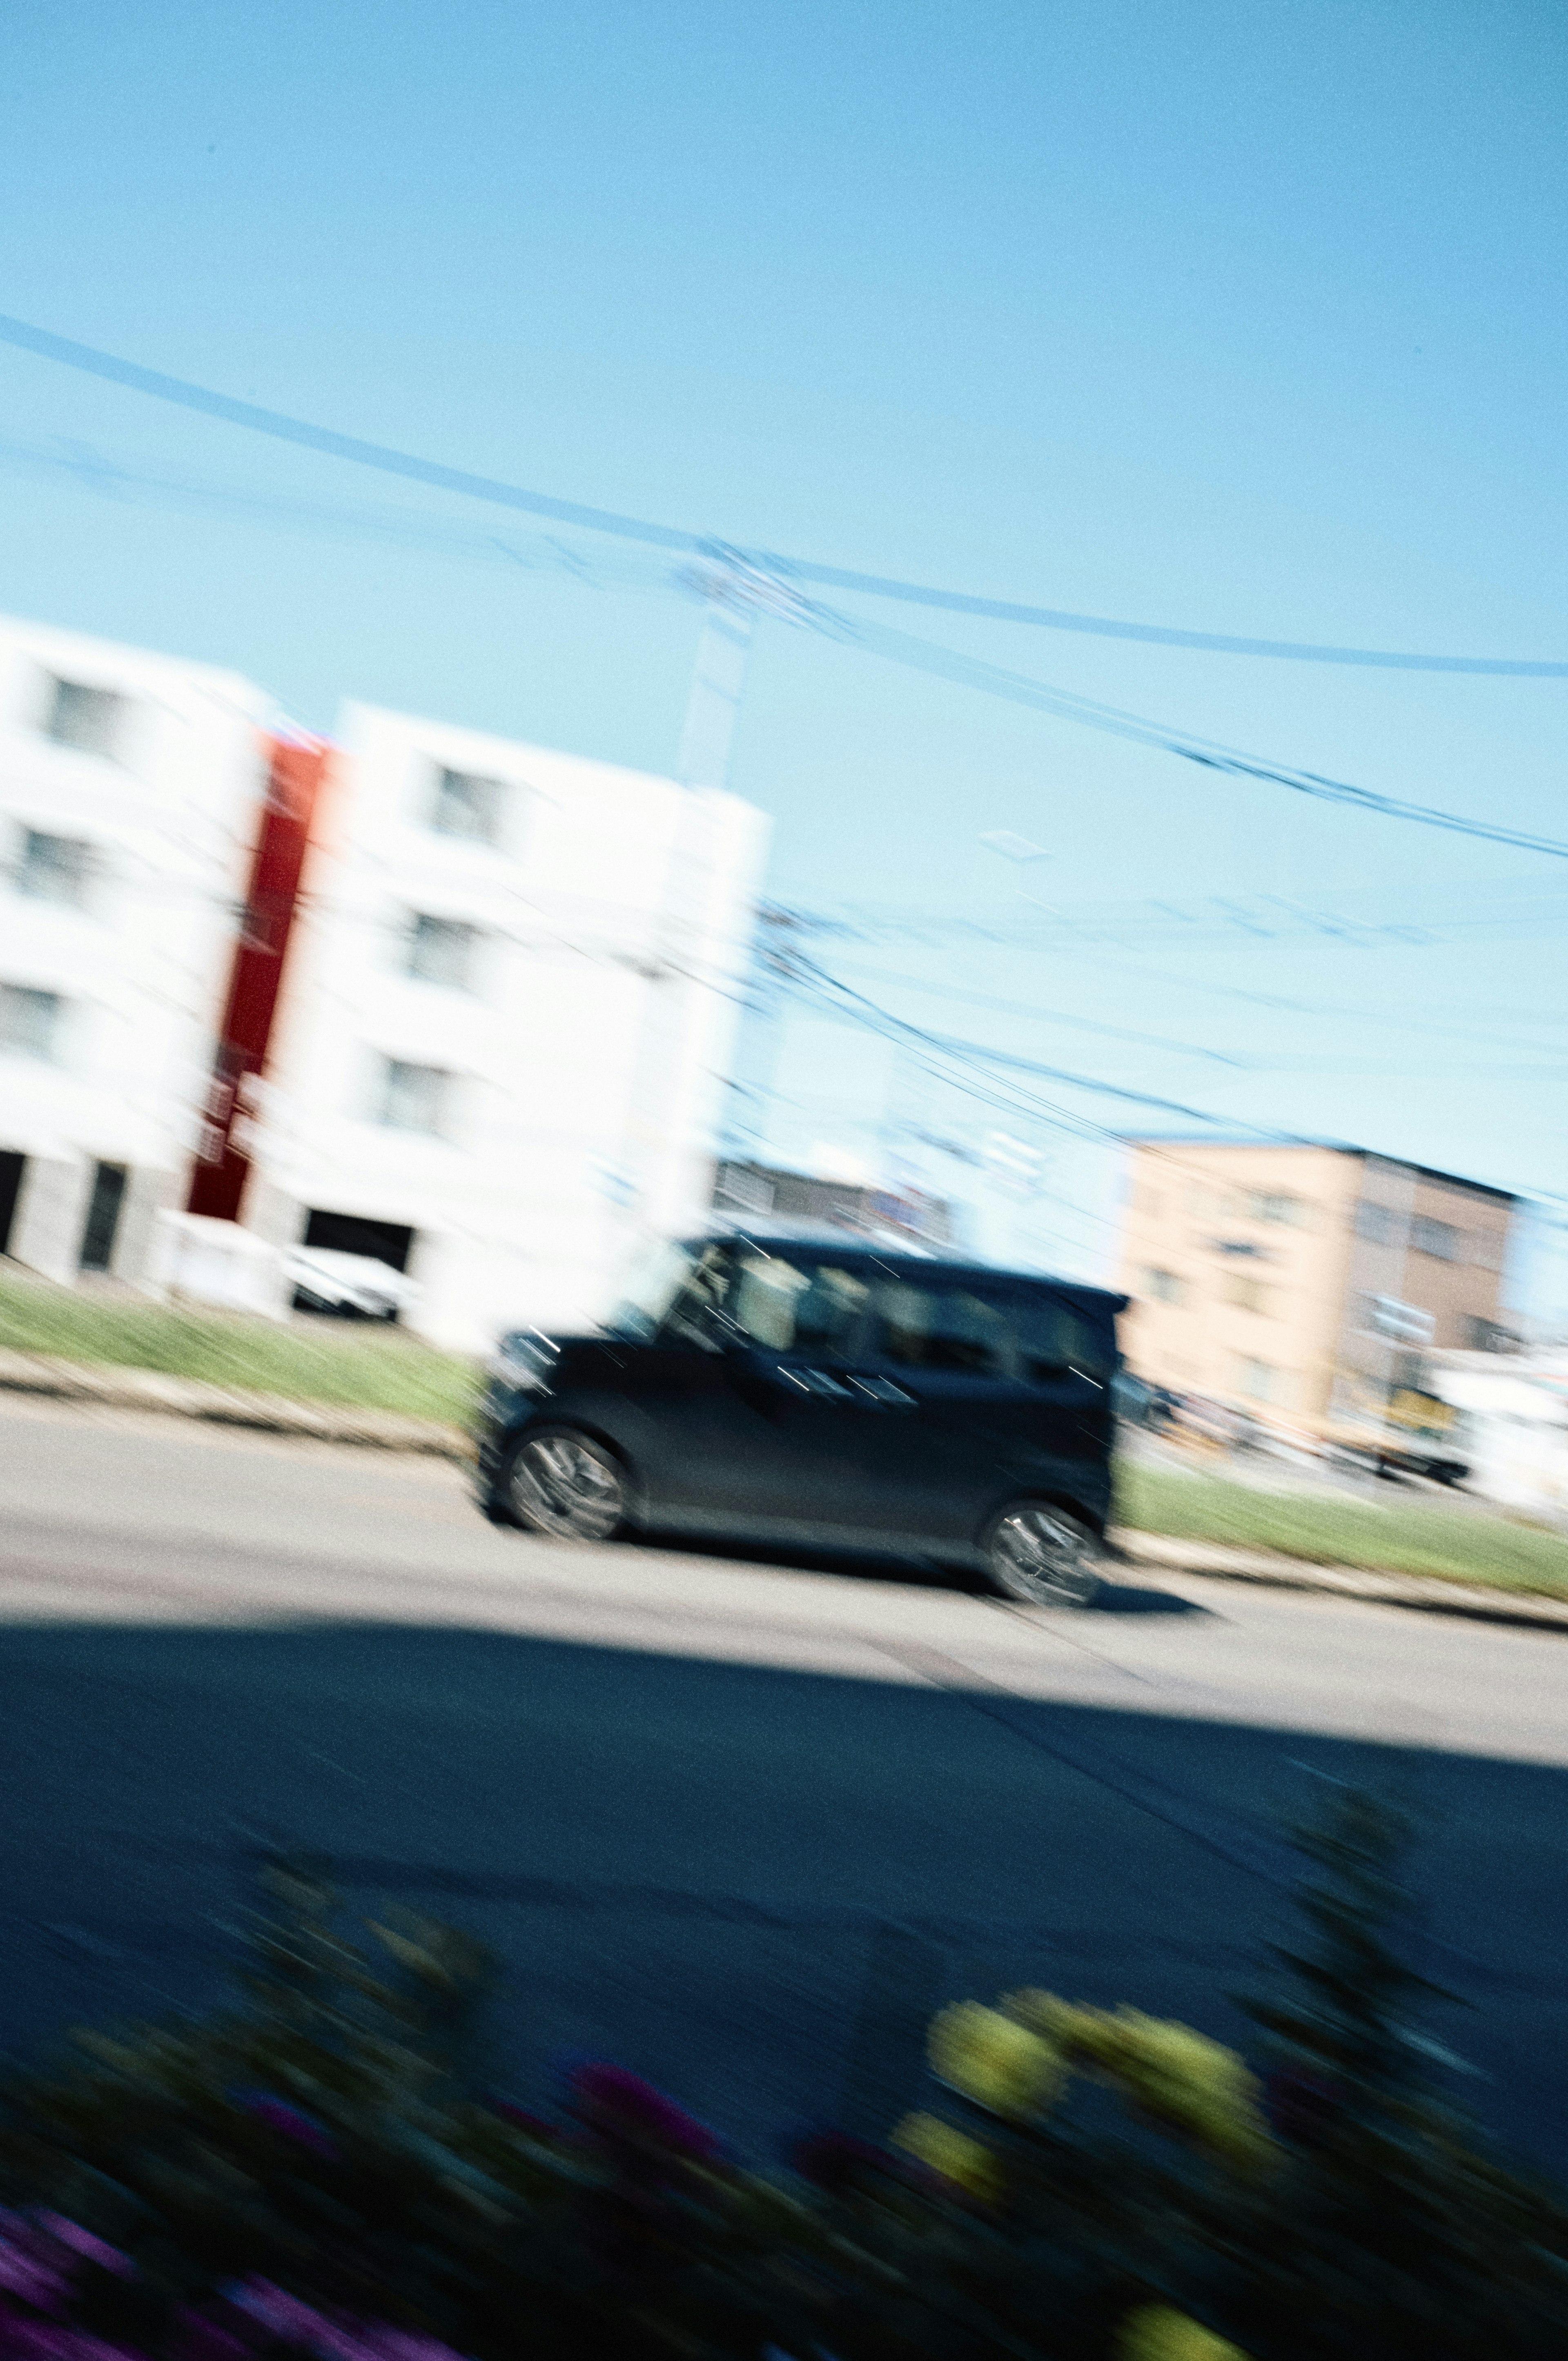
[0,616,270,1281]
[1427,1354,1568,1526]
[252,703,768,1355]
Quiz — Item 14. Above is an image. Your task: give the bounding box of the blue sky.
[3,2,1566,1302]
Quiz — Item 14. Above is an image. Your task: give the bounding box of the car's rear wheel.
[505,1427,627,1542]
[983,1502,1102,1608]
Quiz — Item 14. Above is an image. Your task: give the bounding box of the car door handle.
[756,1364,914,1407]
[757,1362,854,1399]
[845,1374,916,1409]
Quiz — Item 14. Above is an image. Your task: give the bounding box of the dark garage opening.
[0,1151,24,1258]
[301,1210,414,1270]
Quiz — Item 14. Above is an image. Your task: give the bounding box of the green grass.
[1115,1459,1568,1600]
[0,1267,480,1426]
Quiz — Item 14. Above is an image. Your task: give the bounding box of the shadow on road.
[0,1616,1561,2178]
[1091,1581,1210,1616]
[635,1532,1208,1617]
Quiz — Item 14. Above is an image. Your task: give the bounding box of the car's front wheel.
[505,1427,628,1542]
[983,1502,1103,1608]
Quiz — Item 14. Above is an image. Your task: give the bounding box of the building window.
[1236,1356,1283,1404]
[430,766,504,845]
[1471,1230,1506,1272]
[1355,1201,1399,1245]
[406,913,478,989]
[1411,1215,1461,1262]
[46,679,125,759]
[1143,1267,1185,1305]
[1224,1273,1271,1314]
[78,1161,127,1273]
[375,1058,450,1135]
[1243,1190,1303,1225]
[0,983,62,1059]
[16,830,93,907]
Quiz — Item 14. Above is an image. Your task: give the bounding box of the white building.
[1425,1350,1568,1528]
[243,701,768,1354]
[0,616,270,1282]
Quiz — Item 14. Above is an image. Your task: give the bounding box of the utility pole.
[672,547,817,1169]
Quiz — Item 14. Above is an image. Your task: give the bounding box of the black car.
[473,1227,1127,1608]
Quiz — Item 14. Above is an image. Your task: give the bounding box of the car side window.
[731,1255,868,1359]
[657,1246,736,1350]
[1009,1291,1113,1384]
[870,1282,1021,1377]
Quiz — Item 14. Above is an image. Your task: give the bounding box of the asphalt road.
[2,1394,1565,2176]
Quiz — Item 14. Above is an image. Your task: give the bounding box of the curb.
[0,1347,472,1461]
[2,1349,1563,1633]
[1110,1526,1568,1635]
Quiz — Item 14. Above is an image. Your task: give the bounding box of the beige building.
[1115,1139,1517,1435]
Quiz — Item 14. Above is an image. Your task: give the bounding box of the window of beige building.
[1236,1356,1285,1404]
[1224,1273,1271,1314]
[1411,1215,1461,1261]
[1143,1267,1185,1305]
[1242,1190,1307,1225]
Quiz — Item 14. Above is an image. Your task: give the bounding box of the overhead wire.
[7,316,1564,1242]
[3,309,1566,677]
[2,347,1562,861]
[811,609,1568,861]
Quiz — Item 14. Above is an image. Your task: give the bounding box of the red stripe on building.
[186,735,326,1222]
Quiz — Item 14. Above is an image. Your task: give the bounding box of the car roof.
[691,1224,1128,1315]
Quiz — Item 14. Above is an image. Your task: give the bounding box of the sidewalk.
[2,1344,1565,1633]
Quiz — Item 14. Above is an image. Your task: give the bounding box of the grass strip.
[1116,1459,1568,1599]
[0,1268,479,1426]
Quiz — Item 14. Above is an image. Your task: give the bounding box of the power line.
[766,949,1567,1217]
[820,954,1568,1064]
[777,951,1285,1136]
[4,310,1566,678]
[822,613,1568,861]
[6,386,1562,864]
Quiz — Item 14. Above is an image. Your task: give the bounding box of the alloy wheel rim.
[992,1508,1099,1606]
[511,1435,624,1540]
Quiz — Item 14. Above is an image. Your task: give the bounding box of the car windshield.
[602,1238,704,1340]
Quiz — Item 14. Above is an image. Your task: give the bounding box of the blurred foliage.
[1116,1460,1568,1597]
[0,1266,478,1424]
[2,1797,1565,2358]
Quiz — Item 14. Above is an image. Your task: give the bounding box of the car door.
[606,1244,902,1540]
[848,1276,1114,1547]
[714,1249,912,1537]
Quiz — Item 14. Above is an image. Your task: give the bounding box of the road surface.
[1,1394,1564,2174]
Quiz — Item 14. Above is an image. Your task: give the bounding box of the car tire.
[983,1501,1103,1609]
[503,1426,628,1543]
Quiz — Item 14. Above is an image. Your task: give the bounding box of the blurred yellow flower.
[927,2002,1063,2120]
[890,2112,1005,2203]
[1116,2303,1248,2359]
[1055,2008,1274,2175]
[1002,1989,1102,2049]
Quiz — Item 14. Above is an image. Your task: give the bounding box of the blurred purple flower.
[566,2062,720,2164]
[35,2225,130,2282]
[213,2284,463,2361]
[235,2095,341,2161]
[170,2314,249,2361]
[0,2215,71,2314]
[0,2325,137,2360]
